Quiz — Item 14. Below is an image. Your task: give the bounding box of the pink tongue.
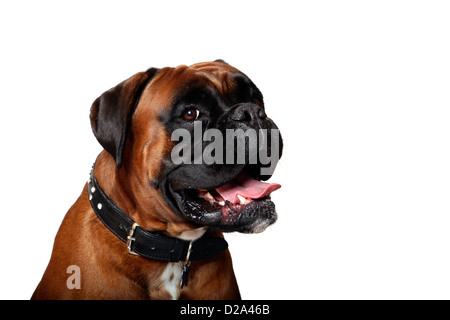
[215,173,281,204]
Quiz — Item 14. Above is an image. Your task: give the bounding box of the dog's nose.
[230,103,266,122]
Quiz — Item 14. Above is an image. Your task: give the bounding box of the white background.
[1,1,449,300]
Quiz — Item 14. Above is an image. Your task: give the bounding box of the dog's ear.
[90,68,159,168]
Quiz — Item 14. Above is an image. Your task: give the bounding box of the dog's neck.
[87,160,228,292]
[93,151,206,240]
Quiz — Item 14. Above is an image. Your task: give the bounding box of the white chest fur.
[160,262,183,300]
[158,228,206,299]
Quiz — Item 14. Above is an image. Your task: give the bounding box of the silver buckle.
[126,222,139,255]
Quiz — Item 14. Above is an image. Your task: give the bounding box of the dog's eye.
[183,108,200,121]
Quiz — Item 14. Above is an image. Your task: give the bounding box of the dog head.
[90,60,283,234]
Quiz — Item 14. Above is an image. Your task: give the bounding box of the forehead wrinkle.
[139,64,243,117]
[194,69,235,99]
[138,66,193,114]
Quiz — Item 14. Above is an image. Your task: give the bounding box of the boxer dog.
[32,60,282,300]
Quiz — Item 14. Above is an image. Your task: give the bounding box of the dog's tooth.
[237,194,246,204]
[204,192,214,200]
[218,201,225,206]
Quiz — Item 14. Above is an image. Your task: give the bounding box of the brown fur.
[32,62,242,300]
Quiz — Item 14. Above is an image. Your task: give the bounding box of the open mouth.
[169,166,281,233]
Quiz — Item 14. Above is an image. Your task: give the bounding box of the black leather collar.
[87,163,228,264]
